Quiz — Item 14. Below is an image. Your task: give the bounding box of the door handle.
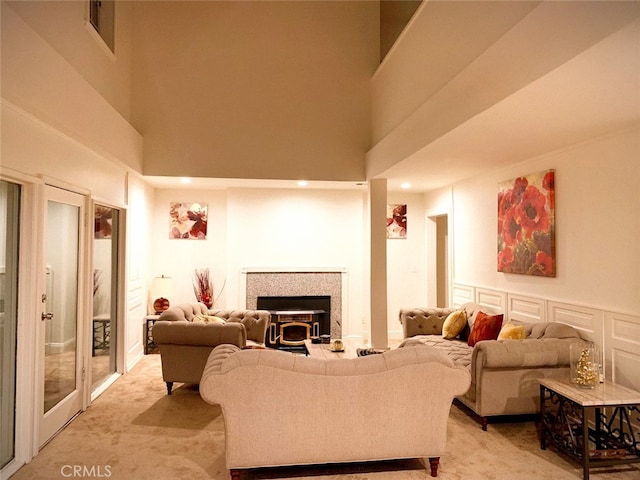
[41,312,54,321]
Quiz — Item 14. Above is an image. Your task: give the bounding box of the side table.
[144,314,161,354]
[539,378,640,480]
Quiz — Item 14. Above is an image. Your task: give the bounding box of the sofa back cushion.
[220,342,456,376]
[399,308,453,337]
[153,320,246,347]
[209,309,270,344]
[159,303,209,322]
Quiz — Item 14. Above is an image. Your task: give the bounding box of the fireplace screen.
[257,296,329,350]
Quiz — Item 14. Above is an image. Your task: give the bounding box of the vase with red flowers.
[193,268,214,308]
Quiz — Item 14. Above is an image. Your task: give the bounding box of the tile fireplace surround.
[242,268,345,338]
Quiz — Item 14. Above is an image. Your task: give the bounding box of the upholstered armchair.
[152,303,270,394]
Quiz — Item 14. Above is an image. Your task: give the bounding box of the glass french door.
[0,180,21,469]
[39,186,86,447]
[91,204,119,390]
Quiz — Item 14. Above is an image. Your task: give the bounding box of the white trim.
[90,372,120,402]
[604,311,640,389]
[451,283,474,308]
[451,281,640,391]
[84,20,116,60]
[475,287,506,314]
[240,266,348,274]
[41,176,91,197]
[547,300,602,342]
[507,293,546,323]
[0,174,43,477]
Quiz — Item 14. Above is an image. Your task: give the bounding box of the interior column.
[368,178,388,349]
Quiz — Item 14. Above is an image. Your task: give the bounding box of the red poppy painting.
[497,170,555,276]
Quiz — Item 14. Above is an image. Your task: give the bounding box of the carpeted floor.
[11,354,639,480]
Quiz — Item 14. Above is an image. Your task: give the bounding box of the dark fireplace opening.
[257,295,331,349]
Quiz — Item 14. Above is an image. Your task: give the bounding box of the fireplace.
[257,296,330,350]
[243,269,344,339]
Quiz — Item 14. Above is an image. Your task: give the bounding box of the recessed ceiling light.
[401,182,411,189]
[180,177,192,184]
[297,180,308,187]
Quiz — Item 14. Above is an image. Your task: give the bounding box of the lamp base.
[153,297,170,315]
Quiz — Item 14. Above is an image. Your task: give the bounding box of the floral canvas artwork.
[94,205,113,239]
[169,202,208,239]
[387,204,407,239]
[497,170,555,276]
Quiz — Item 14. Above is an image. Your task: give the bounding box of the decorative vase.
[193,268,214,308]
[570,341,599,389]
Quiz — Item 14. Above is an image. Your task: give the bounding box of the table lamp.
[151,275,173,314]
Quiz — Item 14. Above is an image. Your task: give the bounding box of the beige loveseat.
[200,343,470,479]
[152,303,270,394]
[399,303,591,430]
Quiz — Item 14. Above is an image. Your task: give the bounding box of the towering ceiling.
[130,1,379,183]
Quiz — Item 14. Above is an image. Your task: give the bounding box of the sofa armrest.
[152,321,247,347]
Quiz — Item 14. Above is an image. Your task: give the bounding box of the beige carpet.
[12,354,639,480]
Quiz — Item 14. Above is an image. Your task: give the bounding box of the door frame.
[426,212,452,308]
[37,181,92,448]
[88,198,127,401]
[0,169,41,478]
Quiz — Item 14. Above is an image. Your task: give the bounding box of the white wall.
[227,188,367,338]
[150,189,228,309]
[1,4,142,175]
[7,0,134,121]
[386,192,426,338]
[150,187,377,338]
[126,175,154,369]
[149,186,436,341]
[1,4,149,472]
[447,126,640,316]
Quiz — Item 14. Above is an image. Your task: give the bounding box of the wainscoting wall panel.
[126,280,145,370]
[451,283,640,391]
[475,288,507,313]
[547,301,603,344]
[452,284,474,308]
[604,311,640,390]
[507,294,546,323]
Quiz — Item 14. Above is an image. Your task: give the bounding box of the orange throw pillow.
[467,311,504,347]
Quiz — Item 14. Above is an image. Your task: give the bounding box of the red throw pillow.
[467,311,504,347]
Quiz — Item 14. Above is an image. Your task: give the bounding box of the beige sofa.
[399,303,591,430]
[152,303,270,394]
[200,343,470,479]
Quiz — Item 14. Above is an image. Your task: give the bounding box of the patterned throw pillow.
[442,309,467,339]
[192,314,226,324]
[203,315,226,324]
[467,311,504,347]
[497,321,526,340]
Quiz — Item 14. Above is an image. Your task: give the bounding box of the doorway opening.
[427,214,449,307]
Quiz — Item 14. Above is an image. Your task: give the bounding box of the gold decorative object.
[570,342,598,388]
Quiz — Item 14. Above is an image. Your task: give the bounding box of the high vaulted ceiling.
[368,0,640,192]
[142,1,640,193]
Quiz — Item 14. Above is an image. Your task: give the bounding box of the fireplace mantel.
[240,268,348,338]
[240,267,347,274]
